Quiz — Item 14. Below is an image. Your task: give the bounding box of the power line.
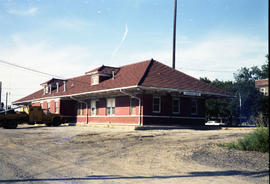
[0,59,63,78]
[178,67,236,73]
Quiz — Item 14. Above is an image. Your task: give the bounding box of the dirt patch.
[0,125,268,184]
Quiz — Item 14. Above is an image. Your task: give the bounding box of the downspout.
[70,96,88,124]
[120,89,142,126]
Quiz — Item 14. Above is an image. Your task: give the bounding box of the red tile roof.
[255,79,268,88]
[14,59,232,104]
[85,65,120,75]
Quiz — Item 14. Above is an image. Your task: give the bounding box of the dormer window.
[91,75,99,85]
[41,78,67,94]
[43,85,49,95]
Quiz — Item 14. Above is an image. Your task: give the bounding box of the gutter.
[119,89,142,126]
[14,85,234,105]
[13,85,138,105]
[70,96,89,124]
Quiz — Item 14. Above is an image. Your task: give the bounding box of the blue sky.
[0,0,268,104]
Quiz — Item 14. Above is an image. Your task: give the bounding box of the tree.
[201,59,269,125]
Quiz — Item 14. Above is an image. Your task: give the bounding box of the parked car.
[205,120,226,126]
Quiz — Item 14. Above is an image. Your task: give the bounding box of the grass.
[219,126,269,153]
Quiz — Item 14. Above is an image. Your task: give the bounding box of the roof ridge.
[137,59,154,85]
[119,58,153,68]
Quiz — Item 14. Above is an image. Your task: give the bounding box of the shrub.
[219,126,269,153]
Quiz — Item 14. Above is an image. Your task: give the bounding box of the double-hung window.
[130,98,137,115]
[48,102,51,111]
[91,75,99,85]
[153,96,161,113]
[172,98,180,114]
[191,99,198,115]
[91,100,99,116]
[106,98,115,116]
[77,103,85,115]
[55,101,59,113]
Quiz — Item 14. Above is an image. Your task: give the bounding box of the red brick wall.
[77,116,139,124]
[31,94,205,125]
[76,96,140,124]
[142,94,206,125]
[32,102,40,106]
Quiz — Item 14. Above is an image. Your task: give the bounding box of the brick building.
[255,78,268,96]
[13,59,232,126]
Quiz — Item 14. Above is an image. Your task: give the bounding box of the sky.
[0,0,268,106]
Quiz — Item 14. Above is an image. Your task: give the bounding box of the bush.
[220,126,269,153]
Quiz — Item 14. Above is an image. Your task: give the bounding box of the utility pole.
[172,0,177,69]
[239,93,242,125]
[0,81,2,104]
[6,92,8,110]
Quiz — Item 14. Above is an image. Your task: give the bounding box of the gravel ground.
[0,125,268,184]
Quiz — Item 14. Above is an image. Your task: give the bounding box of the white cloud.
[7,7,38,16]
[0,36,94,104]
[0,32,267,105]
[122,34,267,81]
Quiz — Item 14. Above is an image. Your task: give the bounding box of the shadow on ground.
[0,170,268,183]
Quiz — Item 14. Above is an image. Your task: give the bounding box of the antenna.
[172,0,177,69]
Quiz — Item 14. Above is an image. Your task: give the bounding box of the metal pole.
[6,92,8,110]
[0,81,2,104]
[172,0,177,69]
[239,93,241,125]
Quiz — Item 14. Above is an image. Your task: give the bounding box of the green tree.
[201,59,268,125]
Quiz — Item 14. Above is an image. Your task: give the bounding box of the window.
[172,98,180,114]
[77,103,85,115]
[48,101,51,111]
[130,98,137,115]
[55,101,59,113]
[106,98,115,116]
[191,99,198,115]
[91,100,99,116]
[153,96,161,113]
[40,103,43,109]
[91,75,99,85]
[260,88,267,95]
[44,85,49,94]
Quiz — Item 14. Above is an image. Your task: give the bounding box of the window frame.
[91,99,99,116]
[91,75,99,85]
[172,97,180,114]
[130,98,137,115]
[77,102,85,116]
[55,101,59,114]
[152,96,161,113]
[106,98,115,116]
[191,99,198,115]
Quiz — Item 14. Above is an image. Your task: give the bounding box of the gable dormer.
[41,78,66,94]
[85,65,120,86]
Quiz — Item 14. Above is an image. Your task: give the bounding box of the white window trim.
[106,98,115,116]
[152,96,161,113]
[191,99,198,115]
[91,75,99,86]
[55,101,59,113]
[91,99,98,116]
[172,97,180,114]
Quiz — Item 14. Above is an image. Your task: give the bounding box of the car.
[205,120,225,126]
